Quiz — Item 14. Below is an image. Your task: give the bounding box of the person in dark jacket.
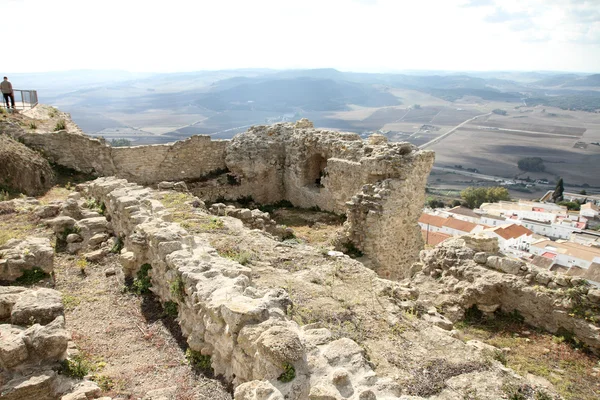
[1,77,15,109]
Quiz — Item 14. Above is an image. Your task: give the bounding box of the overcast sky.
[4,0,600,73]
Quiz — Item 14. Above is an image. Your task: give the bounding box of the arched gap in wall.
[303,154,328,189]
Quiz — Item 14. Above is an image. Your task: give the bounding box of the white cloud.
[3,0,599,73]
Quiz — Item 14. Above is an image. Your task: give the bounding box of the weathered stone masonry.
[14,119,435,276]
[81,177,403,400]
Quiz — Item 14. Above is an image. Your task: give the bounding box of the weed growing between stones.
[13,266,50,285]
[170,275,185,301]
[163,301,178,317]
[76,257,88,275]
[216,245,253,266]
[185,349,213,375]
[59,354,91,378]
[132,264,152,295]
[84,198,106,215]
[92,375,114,391]
[277,362,296,383]
[54,119,66,131]
[62,294,81,310]
[110,236,123,254]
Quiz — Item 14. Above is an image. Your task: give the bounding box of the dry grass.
[0,211,40,246]
[159,192,226,234]
[457,316,600,400]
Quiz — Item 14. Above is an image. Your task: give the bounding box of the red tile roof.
[419,214,447,228]
[490,223,533,240]
[541,251,557,259]
[421,230,451,246]
[442,217,478,233]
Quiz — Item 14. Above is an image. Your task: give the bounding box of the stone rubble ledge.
[0,286,105,400]
[415,235,600,353]
[209,203,294,239]
[0,237,54,282]
[79,177,405,400]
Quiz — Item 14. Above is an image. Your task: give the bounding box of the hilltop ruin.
[1,107,600,400]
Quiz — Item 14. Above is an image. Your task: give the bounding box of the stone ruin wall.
[81,177,402,400]
[15,130,228,184]
[415,235,600,353]
[12,119,435,276]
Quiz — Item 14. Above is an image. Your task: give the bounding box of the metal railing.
[1,89,38,110]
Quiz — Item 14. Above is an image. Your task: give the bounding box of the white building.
[482,223,534,255]
[581,202,600,219]
[530,240,600,270]
[479,200,567,223]
[480,214,510,227]
[520,217,584,240]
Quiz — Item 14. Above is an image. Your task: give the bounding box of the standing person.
[1,76,15,109]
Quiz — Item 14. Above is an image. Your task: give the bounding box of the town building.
[482,223,533,255]
[530,240,600,270]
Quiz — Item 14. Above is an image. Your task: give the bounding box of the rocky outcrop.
[0,132,54,195]
[413,235,600,353]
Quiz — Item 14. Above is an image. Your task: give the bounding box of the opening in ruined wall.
[303,154,328,189]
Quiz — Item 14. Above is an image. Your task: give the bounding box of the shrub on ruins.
[185,349,213,375]
[132,263,152,294]
[169,275,185,300]
[59,354,91,378]
[558,200,580,211]
[460,186,510,209]
[277,362,296,383]
[54,119,66,131]
[163,301,178,317]
[517,157,545,172]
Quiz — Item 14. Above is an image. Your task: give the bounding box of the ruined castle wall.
[19,131,116,175]
[418,236,600,353]
[81,177,401,400]
[111,135,228,184]
[18,131,227,184]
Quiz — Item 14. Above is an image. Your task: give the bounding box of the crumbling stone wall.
[110,135,227,184]
[225,120,434,215]
[13,129,227,184]
[81,177,402,400]
[12,114,434,278]
[414,235,600,353]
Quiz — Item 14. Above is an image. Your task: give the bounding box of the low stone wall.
[111,136,227,184]
[16,130,227,185]
[415,235,600,353]
[81,177,401,400]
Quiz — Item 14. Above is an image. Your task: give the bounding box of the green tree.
[552,178,564,203]
[517,157,545,172]
[460,186,511,209]
[460,187,488,209]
